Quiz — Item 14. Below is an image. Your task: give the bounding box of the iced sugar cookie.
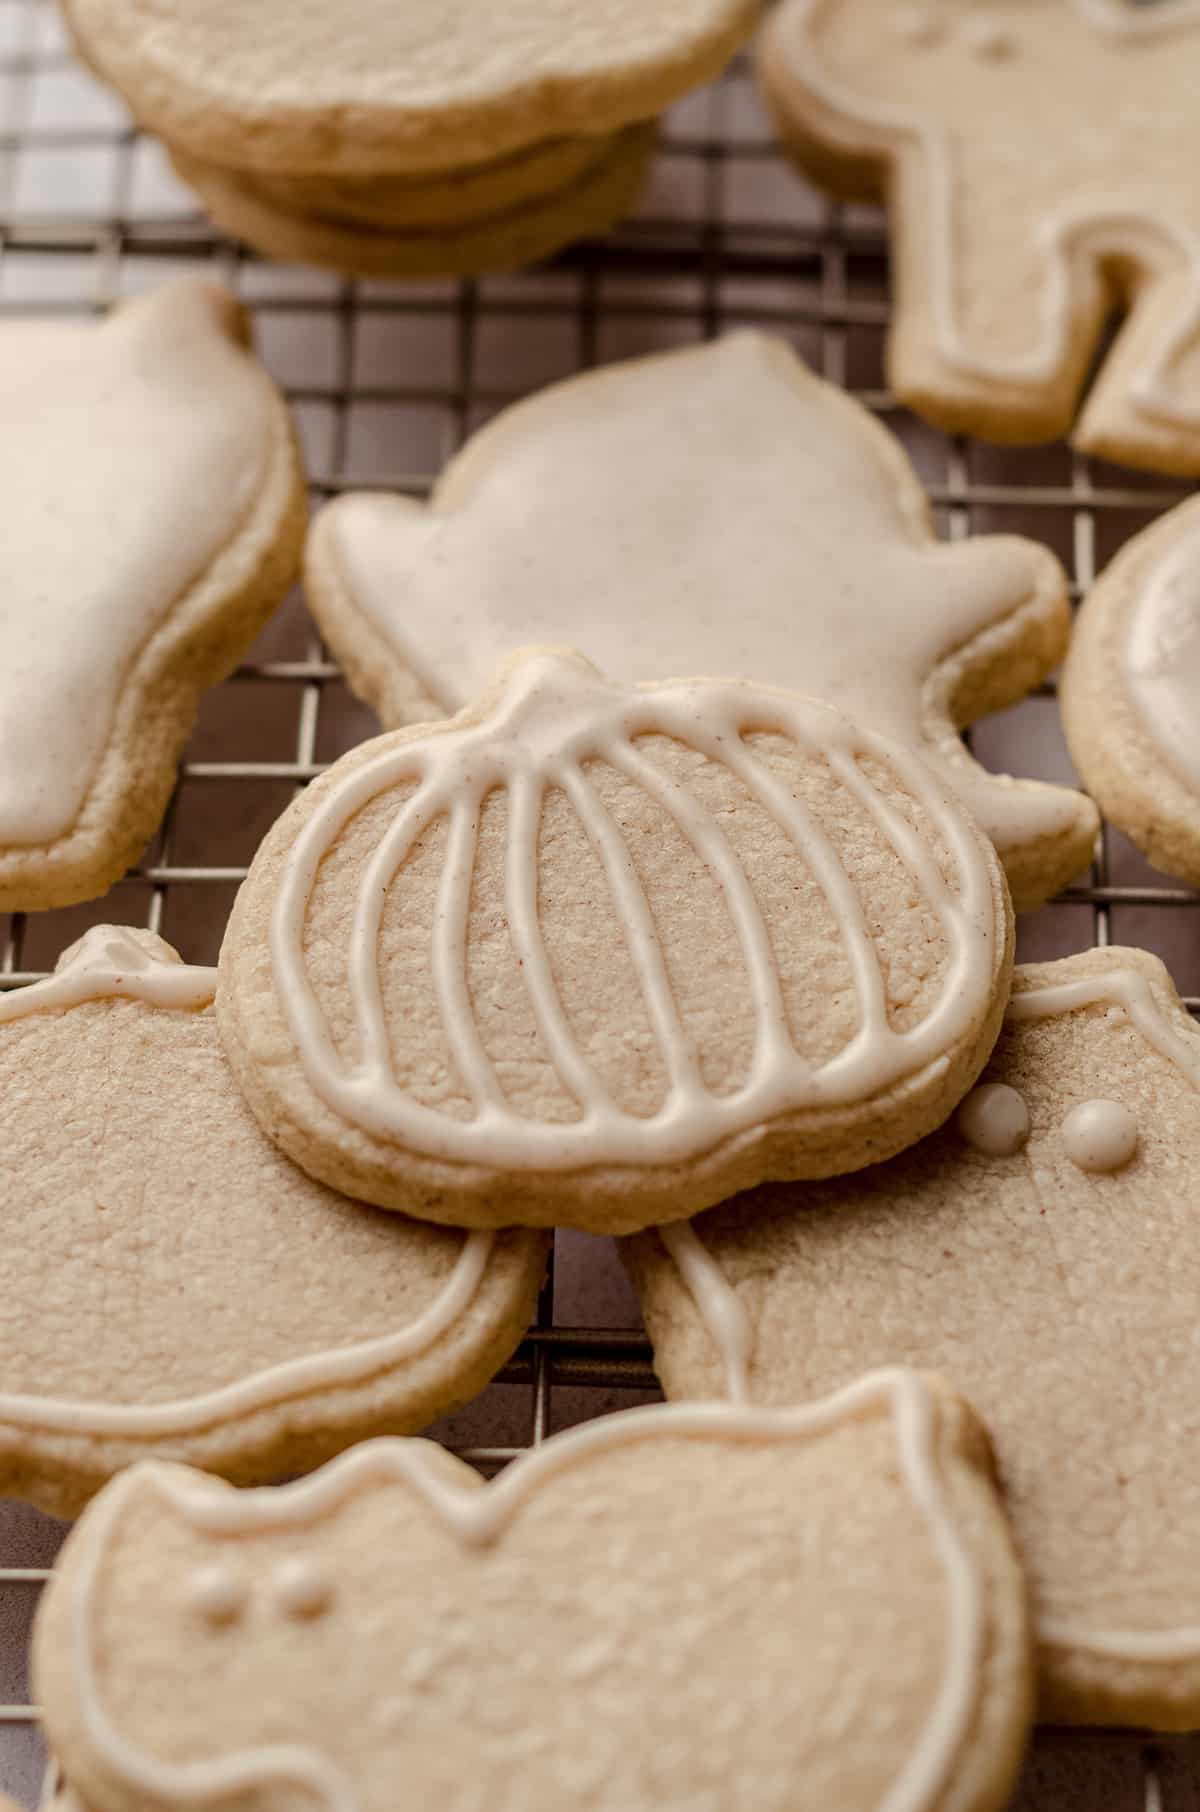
[760,0,1200,475]
[0,278,306,911]
[307,332,1095,910]
[34,1374,1032,1812]
[218,647,1013,1234]
[1061,495,1200,886]
[168,129,656,282]
[628,946,1200,1728]
[62,0,757,176]
[0,926,546,1518]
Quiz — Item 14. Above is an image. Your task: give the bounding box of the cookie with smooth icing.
[1061,495,1200,886]
[760,0,1200,475]
[627,945,1200,1729]
[61,0,757,177]
[34,1372,1033,1812]
[306,332,1095,910]
[168,128,655,282]
[0,925,546,1519]
[218,645,1013,1234]
[0,278,306,911]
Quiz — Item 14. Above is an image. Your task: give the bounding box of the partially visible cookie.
[0,277,305,910]
[0,925,546,1518]
[628,945,1200,1729]
[218,646,1013,1233]
[169,128,655,281]
[307,331,1096,910]
[759,0,1200,474]
[1061,495,1200,886]
[62,0,757,174]
[34,1373,1032,1812]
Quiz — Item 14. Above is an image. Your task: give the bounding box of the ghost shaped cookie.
[759,0,1200,474]
[0,925,546,1518]
[628,945,1200,1729]
[0,277,306,911]
[34,1373,1033,1812]
[218,647,1014,1234]
[1062,494,1200,886]
[306,332,1095,910]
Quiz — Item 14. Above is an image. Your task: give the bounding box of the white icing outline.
[663,962,1200,1662]
[0,925,497,1437]
[62,1372,984,1812]
[1123,523,1200,787]
[269,651,999,1172]
[789,0,1200,424]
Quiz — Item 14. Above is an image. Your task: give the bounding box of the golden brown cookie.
[628,945,1200,1728]
[34,1374,1032,1812]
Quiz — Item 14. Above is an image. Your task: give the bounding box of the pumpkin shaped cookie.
[218,648,1013,1233]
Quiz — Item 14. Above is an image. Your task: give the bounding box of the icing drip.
[659,1222,754,1403]
[1125,528,1200,788]
[788,0,1200,425]
[1059,1098,1138,1172]
[0,925,217,1021]
[186,1565,245,1627]
[271,652,998,1171]
[956,1082,1029,1156]
[272,1558,332,1621]
[66,1372,983,1812]
[665,962,1200,1662]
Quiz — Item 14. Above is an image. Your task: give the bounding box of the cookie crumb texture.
[629,946,1200,1728]
[33,1379,1032,1812]
[219,649,1013,1234]
[0,927,546,1518]
[760,0,1200,474]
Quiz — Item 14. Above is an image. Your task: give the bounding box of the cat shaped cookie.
[760,0,1200,473]
[34,1374,1033,1812]
[218,647,1014,1235]
[1062,494,1200,886]
[307,331,1095,911]
[0,926,546,1517]
[628,946,1200,1728]
[0,277,306,910]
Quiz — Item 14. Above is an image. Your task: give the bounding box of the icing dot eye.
[187,1564,246,1627]
[273,1556,333,1620]
[956,1082,1030,1156]
[1060,1099,1139,1174]
[959,16,1014,58]
[893,4,942,43]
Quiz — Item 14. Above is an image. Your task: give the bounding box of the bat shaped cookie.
[0,925,546,1516]
[761,0,1200,474]
[34,1374,1032,1812]
[628,945,1200,1729]
[306,332,1096,910]
[218,646,1014,1235]
[0,277,305,910]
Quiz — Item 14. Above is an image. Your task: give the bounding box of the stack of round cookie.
[60,0,760,277]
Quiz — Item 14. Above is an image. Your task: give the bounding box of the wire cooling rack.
[0,4,1198,1807]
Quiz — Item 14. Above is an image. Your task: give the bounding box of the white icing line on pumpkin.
[665,961,1200,1661]
[64,1371,983,1812]
[786,0,1200,424]
[0,922,496,1436]
[269,652,999,1170]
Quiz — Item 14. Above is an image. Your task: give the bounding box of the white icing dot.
[1060,1099,1139,1174]
[959,15,1014,58]
[187,1564,245,1626]
[956,1082,1030,1156]
[273,1556,333,1620]
[893,4,942,43]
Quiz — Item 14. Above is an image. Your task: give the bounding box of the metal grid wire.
[0,3,1198,1807]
